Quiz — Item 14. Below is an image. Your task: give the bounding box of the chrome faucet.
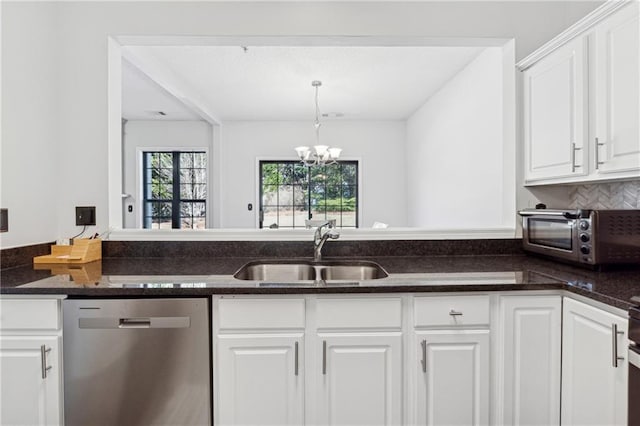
[306,219,340,261]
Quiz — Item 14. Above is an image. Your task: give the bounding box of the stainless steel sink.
[233,262,315,281]
[233,260,388,282]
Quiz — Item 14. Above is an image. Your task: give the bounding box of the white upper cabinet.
[521,1,640,185]
[523,37,588,181]
[592,2,640,175]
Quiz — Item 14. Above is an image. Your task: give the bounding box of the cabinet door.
[216,334,304,426]
[523,36,588,182]
[0,335,62,426]
[414,330,490,426]
[498,296,561,426]
[315,333,402,426]
[561,298,628,426]
[593,2,640,175]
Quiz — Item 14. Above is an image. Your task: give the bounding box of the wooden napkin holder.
[33,238,102,264]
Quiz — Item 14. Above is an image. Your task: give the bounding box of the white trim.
[109,34,517,240]
[107,37,123,230]
[517,0,632,71]
[107,227,517,241]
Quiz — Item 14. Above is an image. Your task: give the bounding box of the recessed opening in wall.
[109,36,517,239]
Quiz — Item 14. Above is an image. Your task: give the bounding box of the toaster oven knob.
[579,233,590,243]
[580,245,591,255]
[579,220,590,231]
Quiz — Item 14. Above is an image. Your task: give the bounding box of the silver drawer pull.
[421,340,427,373]
[322,340,327,375]
[449,310,463,316]
[612,324,625,368]
[40,345,52,379]
[294,341,299,376]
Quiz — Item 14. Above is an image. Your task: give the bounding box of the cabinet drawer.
[414,295,490,327]
[0,299,60,331]
[316,297,402,329]
[218,298,305,330]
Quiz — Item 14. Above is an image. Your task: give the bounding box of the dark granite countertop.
[2,254,640,311]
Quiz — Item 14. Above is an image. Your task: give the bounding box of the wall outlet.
[76,206,96,226]
[0,208,7,232]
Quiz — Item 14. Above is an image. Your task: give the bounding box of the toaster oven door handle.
[518,210,579,219]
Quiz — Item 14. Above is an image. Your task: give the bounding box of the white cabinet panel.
[593,2,640,175]
[523,37,588,182]
[315,333,402,426]
[561,298,628,426]
[414,330,490,426]
[0,336,62,426]
[216,334,304,426]
[498,295,561,426]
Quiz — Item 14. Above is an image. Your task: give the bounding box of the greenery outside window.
[259,160,358,229]
[143,151,207,229]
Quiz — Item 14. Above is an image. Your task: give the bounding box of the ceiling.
[121,45,487,122]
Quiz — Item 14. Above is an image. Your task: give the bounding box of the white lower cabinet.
[497,295,562,425]
[414,330,490,426]
[0,298,64,426]
[213,293,629,426]
[315,333,402,426]
[216,334,304,425]
[561,297,628,426]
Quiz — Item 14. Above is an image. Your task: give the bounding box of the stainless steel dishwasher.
[63,298,211,426]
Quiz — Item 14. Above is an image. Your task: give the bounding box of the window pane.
[193,153,207,168]
[342,164,357,185]
[262,163,279,185]
[262,206,279,228]
[293,164,308,184]
[181,183,206,200]
[278,185,294,206]
[180,168,207,184]
[279,163,294,184]
[180,152,194,168]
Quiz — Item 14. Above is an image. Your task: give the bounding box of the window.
[259,160,358,229]
[142,151,207,229]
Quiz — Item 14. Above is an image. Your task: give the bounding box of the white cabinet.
[497,295,561,426]
[213,296,403,426]
[216,334,304,425]
[411,295,490,426]
[521,1,640,184]
[213,297,305,426]
[523,37,588,182]
[561,297,628,426]
[315,333,402,426]
[414,330,490,426]
[592,2,640,175]
[0,298,64,426]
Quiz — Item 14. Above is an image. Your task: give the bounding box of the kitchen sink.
[233,260,388,282]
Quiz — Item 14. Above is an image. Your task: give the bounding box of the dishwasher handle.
[79,316,190,329]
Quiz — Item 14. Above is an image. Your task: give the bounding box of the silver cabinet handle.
[449,309,463,316]
[322,340,327,375]
[294,341,299,376]
[421,340,427,373]
[612,324,625,368]
[571,142,582,172]
[40,345,52,379]
[595,137,605,169]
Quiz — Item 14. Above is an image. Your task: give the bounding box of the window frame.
[141,150,208,229]
[257,159,360,229]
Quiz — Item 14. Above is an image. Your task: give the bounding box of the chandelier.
[295,81,342,166]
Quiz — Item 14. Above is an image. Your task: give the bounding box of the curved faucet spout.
[306,219,340,261]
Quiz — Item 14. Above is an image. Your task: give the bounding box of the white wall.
[1,1,602,247]
[0,3,59,248]
[220,120,407,228]
[406,48,506,229]
[122,120,213,228]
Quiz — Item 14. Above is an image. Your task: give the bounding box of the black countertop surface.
[2,254,640,311]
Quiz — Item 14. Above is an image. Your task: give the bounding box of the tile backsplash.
[568,181,640,209]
